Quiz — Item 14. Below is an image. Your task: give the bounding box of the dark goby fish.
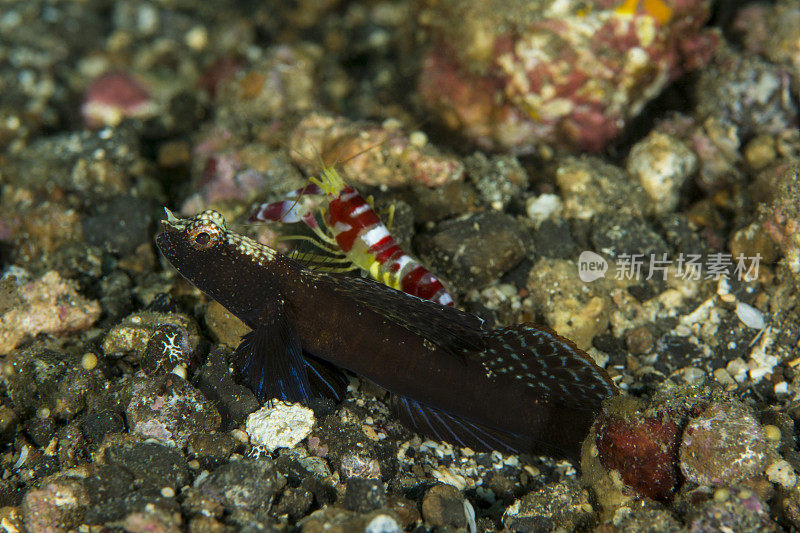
[156,209,617,458]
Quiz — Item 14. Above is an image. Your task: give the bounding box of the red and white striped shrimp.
[250,166,455,307]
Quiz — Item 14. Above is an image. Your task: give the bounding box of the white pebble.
[245,401,315,452]
[726,358,749,383]
[171,364,187,380]
[184,26,208,50]
[626,132,697,213]
[736,301,766,330]
[409,130,428,147]
[767,459,797,488]
[365,514,401,533]
[525,193,562,225]
[230,428,249,444]
[682,367,706,385]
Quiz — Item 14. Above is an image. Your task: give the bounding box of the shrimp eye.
[188,224,219,250]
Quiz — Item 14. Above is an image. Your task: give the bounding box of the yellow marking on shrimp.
[616,0,672,24]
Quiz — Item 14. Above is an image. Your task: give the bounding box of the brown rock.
[421,484,467,529]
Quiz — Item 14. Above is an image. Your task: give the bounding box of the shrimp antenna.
[275,119,404,224]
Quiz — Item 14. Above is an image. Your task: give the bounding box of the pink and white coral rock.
[418,0,717,152]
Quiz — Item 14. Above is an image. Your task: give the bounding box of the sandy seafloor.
[1,0,800,531]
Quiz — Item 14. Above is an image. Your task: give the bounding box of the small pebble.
[767,459,797,488]
[231,429,249,444]
[727,358,749,382]
[365,514,401,533]
[525,194,562,225]
[763,425,782,443]
[409,130,428,147]
[744,135,777,169]
[627,132,698,213]
[184,26,208,50]
[713,368,737,389]
[81,352,98,370]
[246,401,315,452]
[736,301,766,330]
[171,364,187,380]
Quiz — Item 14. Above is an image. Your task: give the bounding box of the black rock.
[343,478,386,513]
[84,486,180,525]
[415,212,528,289]
[186,432,240,470]
[274,455,314,487]
[145,293,179,314]
[312,414,398,482]
[533,219,578,259]
[105,442,191,489]
[590,213,670,265]
[82,196,153,257]
[273,487,314,520]
[96,270,133,321]
[79,409,126,445]
[0,405,18,446]
[653,334,707,375]
[194,362,259,431]
[23,417,57,448]
[0,479,24,507]
[3,347,96,421]
[592,333,627,368]
[301,477,338,507]
[195,459,285,512]
[20,450,60,480]
[658,214,706,256]
[84,464,135,506]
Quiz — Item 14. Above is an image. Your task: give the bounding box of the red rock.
[82,72,155,128]
[594,412,683,501]
[198,56,244,98]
